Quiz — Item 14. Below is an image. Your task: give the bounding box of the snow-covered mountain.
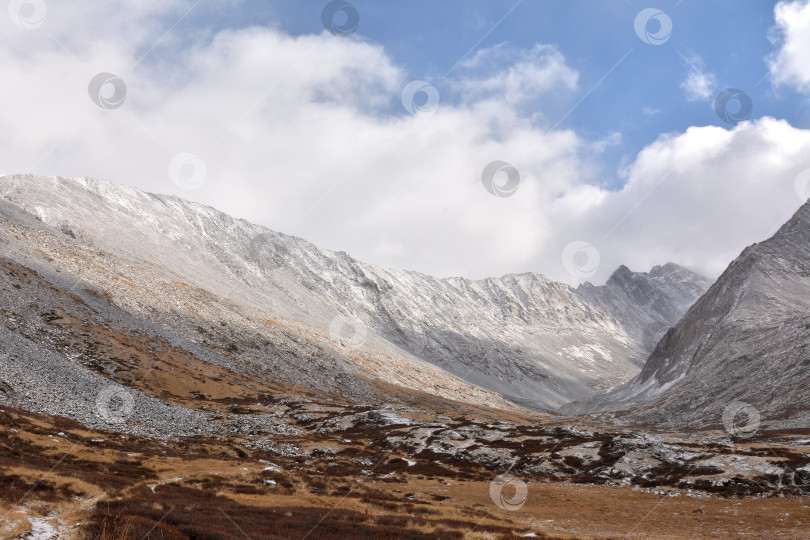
[0,174,709,411]
[567,200,810,429]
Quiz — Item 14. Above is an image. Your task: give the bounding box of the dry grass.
[3,404,810,539]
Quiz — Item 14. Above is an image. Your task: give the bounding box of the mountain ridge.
[0,173,710,411]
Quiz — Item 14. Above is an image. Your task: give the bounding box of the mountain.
[0,174,708,418]
[567,200,810,430]
[2,176,810,540]
[578,262,710,356]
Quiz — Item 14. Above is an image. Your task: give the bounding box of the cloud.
[1,2,809,288]
[453,43,579,107]
[591,132,622,154]
[0,2,588,280]
[768,0,810,93]
[679,54,717,102]
[571,118,810,282]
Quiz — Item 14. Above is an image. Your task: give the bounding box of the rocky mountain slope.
[567,201,810,430]
[0,174,709,415]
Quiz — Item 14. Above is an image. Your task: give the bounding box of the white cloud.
[569,118,810,282]
[679,55,717,102]
[1,2,809,288]
[591,132,622,154]
[0,2,588,280]
[454,43,579,107]
[769,0,810,93]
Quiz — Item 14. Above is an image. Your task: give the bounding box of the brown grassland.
[2,404,810,539]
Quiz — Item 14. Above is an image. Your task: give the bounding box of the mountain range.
[1,173,809,433]
[0,173,709,422]
[3,173,810,538]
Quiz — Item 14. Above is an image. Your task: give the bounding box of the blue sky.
[2,0,810,284]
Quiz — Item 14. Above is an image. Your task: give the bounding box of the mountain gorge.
[0,174,709,415]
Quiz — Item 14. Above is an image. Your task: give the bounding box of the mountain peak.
[606,264,635,285]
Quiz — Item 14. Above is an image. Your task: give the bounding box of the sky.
[1,0,810,285]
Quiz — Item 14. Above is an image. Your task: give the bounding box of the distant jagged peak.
[605,264,635,285]
[574,262,710,294]
[607,262,707,284]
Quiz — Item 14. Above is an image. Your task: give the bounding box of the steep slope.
[578,263,711,358]
[0,174,708,409]
[570,201,810,429]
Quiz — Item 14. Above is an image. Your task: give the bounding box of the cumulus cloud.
[1,1,809,287]
[768,0,810,93]
[679,54,717,102]
[568,118,810,282]
[0,1,590,281]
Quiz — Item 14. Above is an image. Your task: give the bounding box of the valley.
[0,175,809,538]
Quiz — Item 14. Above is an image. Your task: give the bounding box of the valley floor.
[2,404,809,539]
